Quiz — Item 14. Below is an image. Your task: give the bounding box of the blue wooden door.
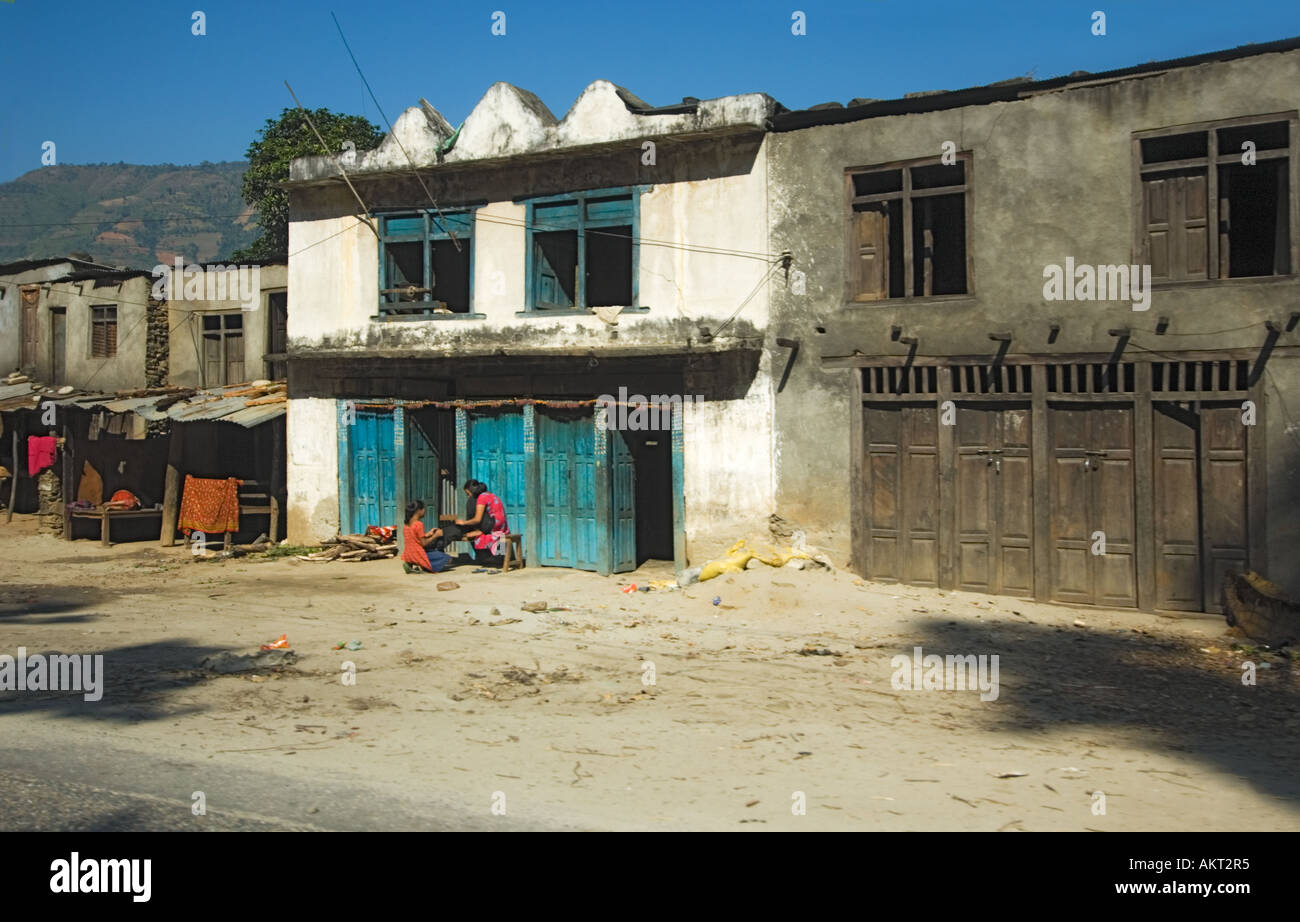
[350,410,399,533]
[611,428,637,572]
[468,411,526,547]
[538,412,600,571]
[407,419,441,518]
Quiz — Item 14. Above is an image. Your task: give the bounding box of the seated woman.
[401,500,455,574]
[455,479,509,566]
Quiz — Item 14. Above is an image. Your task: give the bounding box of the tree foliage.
[232,107,384,261]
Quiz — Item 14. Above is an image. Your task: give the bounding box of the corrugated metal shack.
[0,381,285,545]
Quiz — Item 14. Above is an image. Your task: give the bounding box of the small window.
[201,312,244,385]
[848,156,970,301]
[90,305,117,358]
[526,189,637,311]
[1138,116,1293,281]
[378,210,473,317]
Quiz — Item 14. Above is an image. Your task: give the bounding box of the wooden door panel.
[1153,405,1201,610]
[902,407,939,586]
[956,407,993,591]
[1049,405,1136,607]
[1201,405,1248,611]
[861,405,936,585]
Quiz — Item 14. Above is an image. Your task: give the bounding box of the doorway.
[50,308,66,385]
[622,429,673,562]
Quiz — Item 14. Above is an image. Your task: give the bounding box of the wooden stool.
[501,534,523,572]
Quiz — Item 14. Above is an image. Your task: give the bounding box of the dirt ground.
[2,514,1298,831]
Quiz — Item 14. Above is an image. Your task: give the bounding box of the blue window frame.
[377,209,478,319]
[523,187,644,312]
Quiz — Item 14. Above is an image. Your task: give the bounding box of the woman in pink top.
[456,479,508,563]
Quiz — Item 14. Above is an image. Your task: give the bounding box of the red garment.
[178,475,241,535]
[402,521,431,571]
[103,489,140,510]
[27,436,57,476]
[472,492,508,552]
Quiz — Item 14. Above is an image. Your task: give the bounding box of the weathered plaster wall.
[168,264,287,387]
[0,262,84,376]
[769,48,1300,557]
[1264,355,1300,595]
[286,397,340,544]
[29,276,151,391]
[286,130,776,552]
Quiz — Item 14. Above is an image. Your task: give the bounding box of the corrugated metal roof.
[0,381,285,428]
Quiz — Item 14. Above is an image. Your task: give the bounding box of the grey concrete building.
[767,37,1300,609]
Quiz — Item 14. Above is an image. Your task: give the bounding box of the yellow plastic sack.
[697,538,810,582]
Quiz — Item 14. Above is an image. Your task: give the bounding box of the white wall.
[286,397,340,544]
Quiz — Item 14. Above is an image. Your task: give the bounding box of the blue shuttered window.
[378,210,476,318]
[524,188,641,312]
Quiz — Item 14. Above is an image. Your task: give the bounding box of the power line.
[330,11,462,252]
[0,214,256,229]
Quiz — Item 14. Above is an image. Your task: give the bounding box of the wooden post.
[671,399,687,572]
[6,427,18,523]
[159,423,185,546]
[523,404,538,566]
[594,405,613,576]
[62,423,73,541]
[270,417,284,542]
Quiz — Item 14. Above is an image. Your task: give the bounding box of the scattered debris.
[199,649,298,674]
[994,771,1029,779]
[259,633,290,651]
[798,646,840,656]
[1223,569,1300,647]
[333,640,363,651]
[521,601,549,613]
[436,581,459,591]
[296,534,399,563]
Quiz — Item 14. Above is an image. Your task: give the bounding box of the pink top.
[473,492,508,551]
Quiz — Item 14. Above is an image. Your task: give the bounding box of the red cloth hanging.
[178,475,241,535]
[27,436,57,476]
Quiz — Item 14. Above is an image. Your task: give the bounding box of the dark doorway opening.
[623,429,673,562]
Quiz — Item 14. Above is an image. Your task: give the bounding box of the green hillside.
[0,161,260,267]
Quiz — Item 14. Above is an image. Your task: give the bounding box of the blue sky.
[0,0,1297,183]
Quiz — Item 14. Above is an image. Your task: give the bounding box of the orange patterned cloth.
[178,475,241,535]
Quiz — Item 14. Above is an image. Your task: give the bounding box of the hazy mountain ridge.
[0,161,259,267]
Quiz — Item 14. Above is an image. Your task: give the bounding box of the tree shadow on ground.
[0,583,118,620]
[908,616,1300,804]
[0,639,235,723]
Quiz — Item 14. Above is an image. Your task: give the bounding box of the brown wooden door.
[861,403,939,585]
[1199,404,1249,610]
[20,285,39,372]
[1144,171,1208,281]
[1049,404,1137,607]
[851,207,889,301]
[1152,402,1249,613]
[1153,403,1201,610]
[955,403,1033,596]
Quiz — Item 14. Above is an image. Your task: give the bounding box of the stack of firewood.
[295,533,399,563]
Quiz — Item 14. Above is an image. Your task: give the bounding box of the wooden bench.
[67,506,164,547]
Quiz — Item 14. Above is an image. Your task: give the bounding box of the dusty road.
[1,515,1297,831]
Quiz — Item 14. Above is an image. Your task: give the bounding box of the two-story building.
[768,37,1300,610]
[284,82,780,573]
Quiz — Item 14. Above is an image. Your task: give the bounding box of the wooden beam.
[1133,363,1155,611]
[936,370,955,589]
[671,399,687,571]
[159,423,185,546]
[523,404,539,568]
[1030,365,1050,601]
[7,426,18,523]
